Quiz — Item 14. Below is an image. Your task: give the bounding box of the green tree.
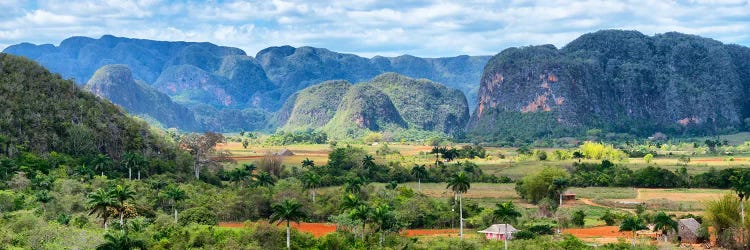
[372,204,395,246]
[643,153,654,164]
[571,210,585,227]
[493,201,521,250]
[180,132,228,179]
[730,169,750,229]
[341,193,363,212]
[411,164,427,192]
[91,154,113,177]
[111,185,136,226]
[95,231,146,250]
[619,216,647,246]
[344,177,364,194]
[653,211,677,242]
[518,167,570,204]
[601,210,617,226]
[87,188,116,230]
[122,152,146,181]
[270,199,306,249]
[301,158,315,168]
[254,171,275,187]
[350,204,371,241]
[35,190,53,214]
[301,172,321,202]
[447,171,471,240]
[163,185,186,223]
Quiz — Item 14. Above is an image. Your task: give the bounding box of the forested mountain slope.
[468,30,750,143]
[0,53,184,163]
[278,73,469,139]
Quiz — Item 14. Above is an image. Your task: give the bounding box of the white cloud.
[0,0,749,57]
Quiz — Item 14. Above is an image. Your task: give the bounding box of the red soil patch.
[218,222,336,237]
[226,155,263,160]
[565,226,630,238]
[403,228,459,237]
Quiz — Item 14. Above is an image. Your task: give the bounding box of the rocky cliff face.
[468,30,750,142]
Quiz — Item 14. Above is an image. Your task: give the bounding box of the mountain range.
[3,35,488,134]
[6,30,750,142]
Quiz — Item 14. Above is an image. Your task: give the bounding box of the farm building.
[562,192,576,201]
[478,224,518,240]
[677,218,701,243]
[275,149,295,156]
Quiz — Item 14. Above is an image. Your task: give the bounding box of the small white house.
[478,224,518,240]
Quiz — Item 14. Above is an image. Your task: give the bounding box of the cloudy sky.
[1,0,749,57]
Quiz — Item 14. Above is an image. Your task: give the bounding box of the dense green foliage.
[5,36,488,133]
[264,130,328,146]
[469,30,750,143]
[85,65,200,131]
[0,54,189,176]
[279,73,469,140]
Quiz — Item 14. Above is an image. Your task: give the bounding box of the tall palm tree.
[301,172,321,202]
[254,171,275,187]
[447,171,471,240]
[111,185,136,226]
[493,201,521,250]
[653,211,677,242]
[620,216,647,246]
[350,204,371,241]
[87,188,116,230]
[730,170,750,229]
[344,177,364,194]
[95,231,146,250]
[269,199,306,249]
[91,154,113,177]
[372,204,394,246]
[341,193,363,211]
[301,158,315,168]
[411,164,427,192]
[163,185,186,223]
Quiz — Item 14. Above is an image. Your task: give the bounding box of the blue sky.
[1,0,749,57]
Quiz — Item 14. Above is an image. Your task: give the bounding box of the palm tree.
[350,204,371,241]
[87,188,116,230]
[493,201,521,250]
[620,216,647,246]
[372,204,394,246]
[91,154,112,177]
[301,172,321,202]
[163,185,186,223]
[111,185,136,226]
[344,177,364,194]
[730,170,750,229]
[301,158,315,168]
[96,231,146,250]
[253,171,275,187]
[269,199,306,249]
[35,190,54,214]
[411,164,427,192]
[552,178,569,207]
[341,193,363,211]
[653,211,677,242]
[447,171,471,240]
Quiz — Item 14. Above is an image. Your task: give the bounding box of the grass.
[568,187,637,200]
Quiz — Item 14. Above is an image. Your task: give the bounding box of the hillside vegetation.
[0,53,187,168]
[278,73,469,140]
[469,30,750,144]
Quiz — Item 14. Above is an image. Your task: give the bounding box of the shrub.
[514,230,536,240]
[179,207,218,226]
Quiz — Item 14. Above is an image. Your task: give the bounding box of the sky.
[1,0,749,58]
